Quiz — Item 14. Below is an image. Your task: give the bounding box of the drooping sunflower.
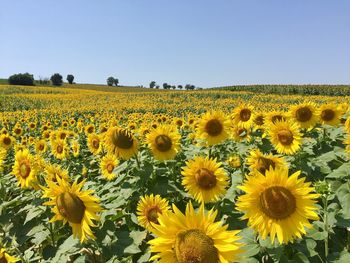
[146,125,181,161]
[247,149,287,175]
[100,154,119,180]
[236,167,320,244]
[231,126,251,142]
[196,111,230,146]
[104,127,138,160]
[0,248,20,263]
[71,140,80,157]
[265,111,288,126]
[232,104,255,129]
[87,133,103,155]
[45,163,70,182]
[181,156,229,203]
[12,148,38,188]
[319,104,342,126]
[0,134,14,150]
[148,202,242,262]
[51,139,68,160]
[137,194,170,231]
[268,120,302,155]
[288,102,319,129]
[42,177,102,242]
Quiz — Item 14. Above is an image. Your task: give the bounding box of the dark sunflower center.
[195,168,217,190]
[112,130,134,149]
[175,229,218,263]
[238,128,247,137]
[56,145,63,154]
[205,119,223,136]
[240,109,252,122]
[38,143,45,151]
[155,135,172,152]
[14,128,21,134]
[60,133,67,140]
[0,255,8,263]
[92,139,100,149]
[87,127,94,133]
[296,107,312,122]
[19,162,31,178]
[254,115,264,126]
[257,157,276,175]
[176,120,183,126]
[146,206,162,224]
[56,192,86,224]
[321,109,335,121]
[106,163,114,173]
[277,129,294,145]
[3,137,11,145]
[272,115,285,124]
[260,186,296,219]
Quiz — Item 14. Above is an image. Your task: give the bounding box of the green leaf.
[336,182,350,217]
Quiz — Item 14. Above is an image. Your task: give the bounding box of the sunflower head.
[232,104,255,129]
[104,127,138,160]
[319,104,342,126]
[100,154,119,180]
[12,148,37,189]
[289,102,319,129]
[0,248,20,263]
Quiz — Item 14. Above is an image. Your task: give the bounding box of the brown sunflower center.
[175,229,218,263]
[176,120,183,126]
[205,119,223,137]
[56,192,86,224]
[277,129,294,145]
[56,145,63,154]
[60,133,67,140]
[240,109,252,122]
[260,186,296,219]
[146,206,162,224]
[0,255,8,263]
[14,128,21,134]
[155,135,172,152]
[321,109,335,121]
[87,126,94,133]
[195,168,217,190]
[254,115,264,126]
[106,163,114,173]
[38,143,45,151]
[3,137,11,145]
[92,139,100,149]
[295,107,312,122]
[112,130,134,149]
[19,161,31,178]
[257,157,276,175]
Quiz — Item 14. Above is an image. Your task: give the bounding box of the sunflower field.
[1,84,350,263]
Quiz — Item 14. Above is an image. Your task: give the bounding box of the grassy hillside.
[0,78,8,84]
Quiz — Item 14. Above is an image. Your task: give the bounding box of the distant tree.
[107,77,115,86]
[149,81,156,89]
[50,73,63,86]
[178,85,183,90]
[185,84,191,90]
[8,73,34,86]
[163,83,168,89]
[155,85,160,89]
[114,78,119,86]
[67,74,74,84]
[171,85,176,90]
[190,85,196,90]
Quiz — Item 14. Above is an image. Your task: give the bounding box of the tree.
[149,81,156,89]
[67,74,74,84]
[8,73,34,86]
[163,83,168,89]
[185,84,191,90]
[107,77,115,86]
[50,73,63,86]
[178,85,183,90]
[114,78,119,86]
[171,85,176,90]
[155,85,160,89]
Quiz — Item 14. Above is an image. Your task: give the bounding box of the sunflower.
[148,202,242,262]
[0,248,20,263]
[173,117,185,128]
[253,112,265,130]
[265,111,288,125]
[42,177,102,242]
[12,148,38,188]
[35,139,47,154]
[146,125,181,161]
[45,163,70,182]
[227,154,241,168]
[0,134,14,150]
[137,194,169,231]
[100,154,119,180]
[196,111,230,146]
[181,156,229,203]
[104,127,138,160]
[319,104,342,126]
[236,167,320,244]
[268,120,302,155]
[84,124,95,135]
[247,149,287,175]
[232,104,255,129]
[0,148,6,173]
[87,133,103,155]
[51,139,68,160]
[288,102,319,129]
[12,125,23,137]
[231,126,251,142]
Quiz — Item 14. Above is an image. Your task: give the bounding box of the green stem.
[135,153,141,170]
[48,222,56,248]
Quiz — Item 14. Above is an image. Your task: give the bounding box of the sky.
[1,0,349,87]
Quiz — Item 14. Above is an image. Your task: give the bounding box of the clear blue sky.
[1,0,349,87]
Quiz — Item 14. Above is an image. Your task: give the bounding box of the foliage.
[50,73,63,86]
[8,73,34,86]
